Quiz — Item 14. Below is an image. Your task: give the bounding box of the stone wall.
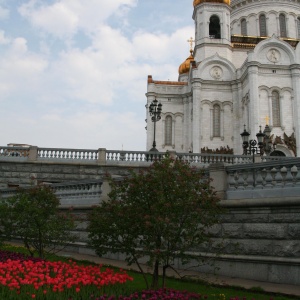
[1,156,299,286]
[204,198,300,285]
[0,160,143,189]
[64,197,300,286]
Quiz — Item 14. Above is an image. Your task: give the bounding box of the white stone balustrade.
[177,153,253,165]
[0,180,103,207]
[0,146,29,158]
[106,150,165,163]
[38,148,98,161]
[1,146,280,166]
[53,180,102,206]
[226,158,300,199]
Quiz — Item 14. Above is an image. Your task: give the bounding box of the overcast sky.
[0,0,194,151]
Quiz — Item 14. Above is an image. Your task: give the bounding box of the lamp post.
[240,125,265,162]
[149,98,162,152]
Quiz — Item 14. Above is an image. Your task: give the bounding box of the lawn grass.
[0,243,297,300]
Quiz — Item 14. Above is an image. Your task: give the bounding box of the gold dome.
[193,0,230,6]
[178,50,195,75]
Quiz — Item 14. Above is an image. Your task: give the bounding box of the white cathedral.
[146,0,300,157]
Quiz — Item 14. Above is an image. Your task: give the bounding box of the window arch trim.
[279,13,287,37]
[209,15,221,39]
[164,115,173,146]
[259,14,267,36]
[241,18,247,36]
[271,90,281,127]
[213,104,221,137]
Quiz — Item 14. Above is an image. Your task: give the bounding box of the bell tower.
[193,0,232,62]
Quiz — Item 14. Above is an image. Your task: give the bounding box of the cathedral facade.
[146,0,300,157]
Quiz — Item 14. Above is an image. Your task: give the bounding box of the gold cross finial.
[187,37,195,51]
[264,115,270,125]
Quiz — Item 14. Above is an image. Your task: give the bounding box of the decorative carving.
[201,146,234,154]
[267,49,280,63]
[269,132,297,156]
[271,135,284,145]
[284,132,297,156]
[210,66,223,79]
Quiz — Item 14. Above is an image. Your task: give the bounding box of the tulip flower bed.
[0,249,295,300]
[0,250,133,300]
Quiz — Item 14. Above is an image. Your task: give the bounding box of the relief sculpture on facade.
[269,132,297,156]
[201,145,234,154]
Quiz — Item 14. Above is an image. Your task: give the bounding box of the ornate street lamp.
[149,98,162,152]
[241,125,265,162]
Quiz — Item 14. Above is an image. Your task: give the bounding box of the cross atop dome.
[187,37,195,51]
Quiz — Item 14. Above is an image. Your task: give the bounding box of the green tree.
[88,155,221,289]
[0,185,76,258]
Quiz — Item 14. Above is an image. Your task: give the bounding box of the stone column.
[189,98,193,151]
[209,162,227,199]
[172,119,175,148]
[162,118,165,147]
[268,94,273,126]
[280,95,285,130]
[248,65,259,136]
[221,107,224,140]
[100,178,111,202]
[183,98,189,152]
[256,17,259,36]
[28,146,38,162]
[276,16,280,36]
[97,148,106,165]
[291,66,300,156]
[210,106,213,140]
[291,96,295,130]
[286,16,289,37]
[232,82,241,154]
[192,83,202,153]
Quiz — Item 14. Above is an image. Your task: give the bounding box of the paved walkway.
[58,250,300,298]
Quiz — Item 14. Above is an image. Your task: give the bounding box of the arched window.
[259,14,267,36]
[165,116,172,145]
[209,15,221,39]
[272,91,281,127]
[213,104,221,137]
[279,14,287,37]
[297,17,300,38]
[241,18,247,36]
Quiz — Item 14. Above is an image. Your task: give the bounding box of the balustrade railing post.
[101,178,111,202]
[254,154,262,163]
[97,148,106,165]
[168,151,177,159]
[209,162,227,199]
[28,146,38,162]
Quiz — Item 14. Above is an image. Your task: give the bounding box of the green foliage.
[88,155,222,288]
[0,186,77,258]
